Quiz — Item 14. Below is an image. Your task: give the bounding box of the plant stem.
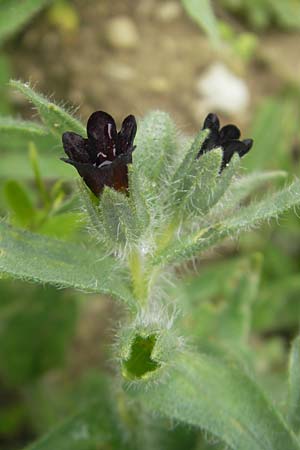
[128,249,149,306]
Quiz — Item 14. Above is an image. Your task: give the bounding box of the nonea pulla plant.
[1,80,300,450]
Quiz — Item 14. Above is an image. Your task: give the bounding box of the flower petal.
[86,111,118,162]
[61,158,106,195]
[240,139,254,156]
[61,151,133,196]
[117,115,137,155]
[62,132,89,163]
[203,113,220,131]
[221,140,246,170]
[219,124,241,142]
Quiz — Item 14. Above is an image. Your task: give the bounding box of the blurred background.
[1,0,300,448]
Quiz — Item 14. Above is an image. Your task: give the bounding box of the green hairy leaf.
[0,222,135,307]
[176,148,223,216]
[128,351,300,450]
[9,80,85,137]
[219,170,287,212]
[153,178,300,266]
[134,111,178,191]
[224,178,300,229]
[100,187,142,245]
[0,0,52,44]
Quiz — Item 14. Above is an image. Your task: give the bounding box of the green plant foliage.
[287,336,300,433]
[175,255,262,350]
[0,222,135,307]
[134,111,178,190]
[9,80,85,137]
[0,280,77,385]
[25,396,125,450]
[4,180,36,228]
[2,80,300,450]
[181,0,220,45]
[153,178,300,266]
[127,349,300,450]
[0,151,73,179]
[0,116,47,136]
[220,0,300,30]
[0,0,52,44]
[244,97,297,171]
[0,54,12,115]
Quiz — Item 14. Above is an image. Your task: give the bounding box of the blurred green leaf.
[220,0,300,30]
[4,180,36,228]
[38,212,83,239]
[181,0,220,46]
[0,151,73,179]
[176,256,261,348]
[0,0,52,44]
[9,80,85,137]
[24,394,125,450]
[0,116,47,135]
[0,53,12,114]
[0,281,77,384]
[287,336,300,433]
[0,222,135,307]
[245,97,298,172]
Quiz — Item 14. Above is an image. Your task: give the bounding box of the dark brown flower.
[198,113,253,170]
[61,111,137,196]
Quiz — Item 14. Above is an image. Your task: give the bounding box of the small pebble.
[156,1,182,22]
[105,16,139,50]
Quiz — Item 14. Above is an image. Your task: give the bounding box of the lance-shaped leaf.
[153,179,300,266]
[177,148,223,216]
[287,336,300,433]
[100,187,142,245]
[216,170,287,213]
[133,111,178,189]
[224,178,300,229]
[9,80,85,137]
[128,165,150,230]
[127,351,300,450]
[0,222,135,307]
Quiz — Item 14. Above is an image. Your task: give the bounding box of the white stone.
[105,16,139,50]
[196,62,250,115]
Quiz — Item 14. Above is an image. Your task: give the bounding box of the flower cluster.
[61,111,253,195]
